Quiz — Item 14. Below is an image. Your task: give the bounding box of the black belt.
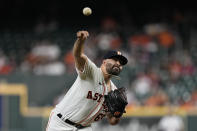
[57,113,88,129]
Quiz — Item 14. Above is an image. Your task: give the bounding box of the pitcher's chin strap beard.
[105,72,121,80]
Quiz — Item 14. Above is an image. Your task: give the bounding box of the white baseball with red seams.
[46,57,117,131]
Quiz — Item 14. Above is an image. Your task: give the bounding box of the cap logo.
[114,111,121,116]
[117,51,121,55]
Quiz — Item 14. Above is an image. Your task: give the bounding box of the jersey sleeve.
[76,57,98,80]
[111,81,117,91]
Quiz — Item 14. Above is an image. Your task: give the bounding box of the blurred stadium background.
[0,0,197,131]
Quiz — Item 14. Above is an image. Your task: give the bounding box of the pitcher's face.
[105,58,123,76]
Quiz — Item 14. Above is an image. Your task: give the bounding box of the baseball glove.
[104,87,128,118]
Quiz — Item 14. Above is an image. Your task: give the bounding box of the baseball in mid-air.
[83,7,92,16]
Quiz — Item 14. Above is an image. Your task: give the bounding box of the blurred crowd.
[0,10,197,110]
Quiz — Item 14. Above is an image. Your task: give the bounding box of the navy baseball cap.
[103,50,128,65]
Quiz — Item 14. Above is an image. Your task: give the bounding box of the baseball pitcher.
[46,31,128,131]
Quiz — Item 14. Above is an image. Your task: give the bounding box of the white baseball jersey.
[54,57,117,126]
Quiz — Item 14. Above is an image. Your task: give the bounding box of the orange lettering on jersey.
[97,94,103,102]
[94,113,106,121]
[87,91,93,99]
[86,91,103,102]
[93,93,99,100]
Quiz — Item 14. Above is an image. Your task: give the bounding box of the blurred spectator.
[131,72,153,104]
[33,60,65,75]
[84,30,99,60]
[129,34,152,47]
[64,50,75,74]
[144,23,166,36]
[181,90,197,110]
[96,17,123,51]
[145,89,168,106]
[181,50,196,75]
[20,39,66,75]
[96,32,122,51]
[31,40,60,61]
[168,60,182,81]
[158,106,185,131]
[127,88,138,106]
[0,50,14,74]
[157,31,175,48]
